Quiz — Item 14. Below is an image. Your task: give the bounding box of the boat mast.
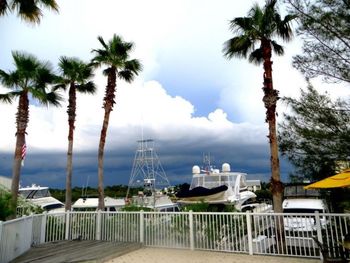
[126,139,170,198]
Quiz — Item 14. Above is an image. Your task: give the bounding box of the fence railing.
[1,211,349,263]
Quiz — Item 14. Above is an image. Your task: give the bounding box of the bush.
[0,191,15,221]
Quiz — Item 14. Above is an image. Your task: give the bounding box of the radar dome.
[222,163,231,172]
[192,165,200,174]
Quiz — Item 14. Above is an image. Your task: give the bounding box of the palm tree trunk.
[261,39,283,212]
[65,83,76,211]
[10,92,29,219]
[97,68,117,211]
[262,39,285,253]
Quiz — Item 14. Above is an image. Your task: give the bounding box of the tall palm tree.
[91,34,142,210]
[223,0,296,213]
[0,51,62,218]
[56,56,96,211]
[0,0,58,24]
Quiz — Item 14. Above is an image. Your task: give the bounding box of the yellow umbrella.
[304,169,350,189]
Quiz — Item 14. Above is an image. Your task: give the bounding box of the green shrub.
[0,192,15,221]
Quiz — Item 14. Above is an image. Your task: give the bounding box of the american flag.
[21,142,26,166]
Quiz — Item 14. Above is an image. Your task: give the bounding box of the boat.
[18,184,65,213]
[126,139,179,212]
[72,196,125,212]
[176,162,258,208]
[131,191,179,212]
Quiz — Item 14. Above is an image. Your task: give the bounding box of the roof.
[19,184,49,191]
[282,198,326,210]
[72,197,125,208]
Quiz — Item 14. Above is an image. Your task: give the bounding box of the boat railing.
[1,211,349,262]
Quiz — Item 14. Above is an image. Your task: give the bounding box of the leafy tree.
[0,51,61,218]
[56,56,96,211]
[223,0,296,213]
[279,84,350,181]
[0,0,58,24]
[91,34,142,210]
[0,191,14,220]
[284,0,350,84]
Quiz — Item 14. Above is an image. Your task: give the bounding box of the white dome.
[222,163,231,172]
[192,165,200,174]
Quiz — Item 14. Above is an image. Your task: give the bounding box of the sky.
[0,0,348,189]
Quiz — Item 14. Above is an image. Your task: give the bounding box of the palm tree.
[91,34,142,210]
[0,51,62,218]
[0,0,58,24]
[56,56,96,211]
[223,0,296,213]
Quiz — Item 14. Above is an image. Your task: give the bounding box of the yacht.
[18,184,64,213]
[72,196,125,212]
[176,163,257,208]
[130,191,179,212]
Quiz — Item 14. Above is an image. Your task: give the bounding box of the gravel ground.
[105,247,321,263]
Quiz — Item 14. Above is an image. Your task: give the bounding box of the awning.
[304,169,350,189]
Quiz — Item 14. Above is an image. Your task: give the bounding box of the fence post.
[65,211,70,240]
[315,211,323,261]
[140,210,144,244]
[246,211,253,255]
[96,210,101,241]
[189,210,194,250]
[40,213,47,244]
[0,221,3,246]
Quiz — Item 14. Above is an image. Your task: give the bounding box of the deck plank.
[10,241,142,263]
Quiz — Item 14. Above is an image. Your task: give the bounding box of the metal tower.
[126,139,170,197]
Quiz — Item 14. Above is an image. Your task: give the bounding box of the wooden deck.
[11,240,142,263]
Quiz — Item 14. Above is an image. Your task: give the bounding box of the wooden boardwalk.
[11,240,142,263]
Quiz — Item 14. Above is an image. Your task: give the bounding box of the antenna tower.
[126,139,170,197]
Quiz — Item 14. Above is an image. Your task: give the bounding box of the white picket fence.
[0,211,349,263]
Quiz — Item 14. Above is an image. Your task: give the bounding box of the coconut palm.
[91,34,142,210]
[223,0,296,213]
[56,56,96,211]
[0,0,58,24]
[0,51,62,217]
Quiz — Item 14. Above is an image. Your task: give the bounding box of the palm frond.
[118,70,134,82]
[12,0,42,23]
[40,0,59,12]
[35,65,56,91]
[33,88,63,107]
[248,47,264,65]
[97,36,108,50]
[124,59,143,74]
[0,69,17,88]
[0,0,8,15]
[76,81,96,94]
[44,90,63,107]
[223,0,295,63]
[11,0,58,24]
[271,40,284,56]
[102,67,111,76]
[53,82,67,91]
[276,14,297,41]
[92,34,142,83]
[223,35,254,59]
[0,93,13,103]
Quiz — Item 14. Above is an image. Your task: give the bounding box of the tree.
[56,56,96,211]
[279,84,350,181]
[91,34,142,210]
[284,0,350,84]
[0,51,61,217]
[0,0,58,24]
[223,0,296,213]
